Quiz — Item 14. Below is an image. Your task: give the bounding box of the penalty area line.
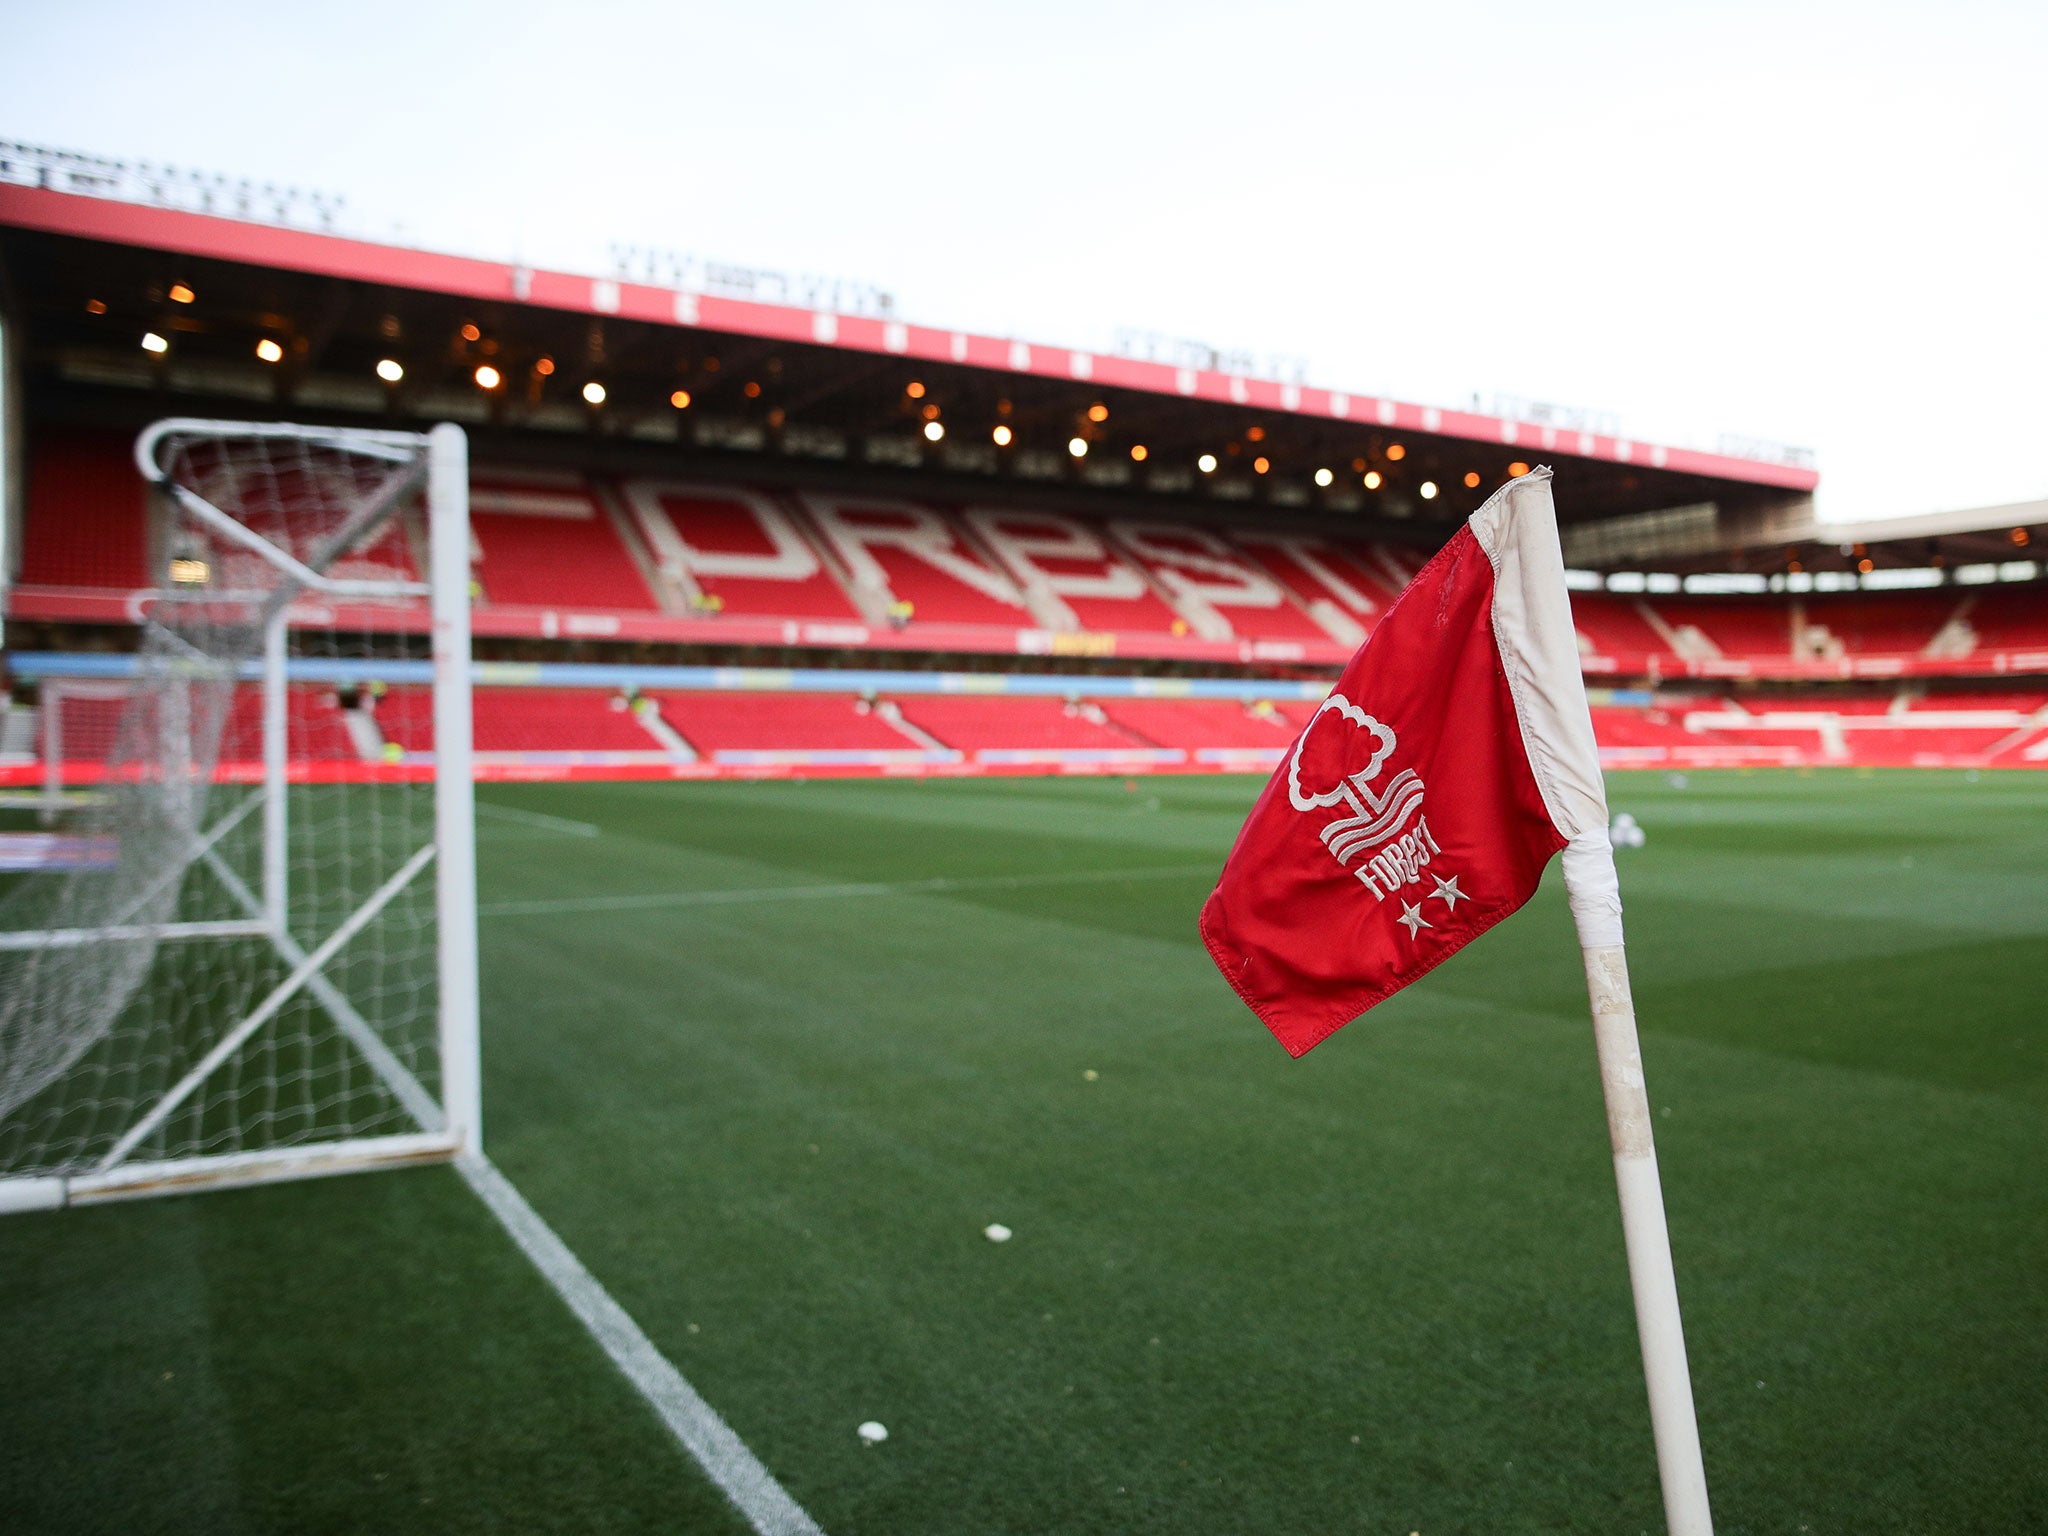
[457,1154,824,1536]
[474,802,603,837]
[478,862,1220,919]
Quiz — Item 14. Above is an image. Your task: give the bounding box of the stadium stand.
[1796,592,1956,657]
[19,429,151,590]
[470,471,659,611]
[651,691,927,758]
[1651,599,1793,659]
[891,695,1165,761]
[1108,521,1330,643]
[1963,588,2048,652]
[221,685,362,762]
[1570,595,1673,662]
[965,508,1187,634]
[1095,698,1300,751]
[376,688,665,758]
[1234,533,1404,648]
[798,494,1031,627]
[618,481,862,620]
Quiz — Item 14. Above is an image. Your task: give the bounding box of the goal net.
[0,419,478,1210]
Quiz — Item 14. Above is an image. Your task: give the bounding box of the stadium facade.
[3,141,2044,781]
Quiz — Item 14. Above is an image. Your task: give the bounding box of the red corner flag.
[1200,468,1616,1056]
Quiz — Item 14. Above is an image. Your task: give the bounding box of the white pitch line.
[458,1154,825,1536]
[478,862,1219,919]
[475,802,603,837]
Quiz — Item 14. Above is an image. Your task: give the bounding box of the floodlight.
[474,365,501,390]
[1253,457,1269,474]
[1420,481,1439,499]
[1198,453,1218,473]
[1386,443,1406,461]
[141,332,169,354]
[923,420,945,442]
[1087,403,1108,422]
[671,390,693,409]
[582,381,606,404]
[168,283,195,304]
[992,424,1013,446]
[254,339,284,363]
[1363,470,1382,489]
[1130,444,1148,462]
[1068,437,1088,459]
[1315,467,1334,487]
[376,358,404,382]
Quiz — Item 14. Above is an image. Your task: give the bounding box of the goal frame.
[0,419,478,1213]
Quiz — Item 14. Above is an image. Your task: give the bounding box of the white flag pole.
[1473,469,1714,1534]
[1568,848,1716,1536]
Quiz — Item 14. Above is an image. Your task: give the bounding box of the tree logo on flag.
[1287,693,1445,914]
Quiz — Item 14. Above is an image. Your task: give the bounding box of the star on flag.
[1396,900,1431,938]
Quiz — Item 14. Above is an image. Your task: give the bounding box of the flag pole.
[1570,847,1715,1536]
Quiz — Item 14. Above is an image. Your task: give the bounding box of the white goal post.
[0,419,478,1212]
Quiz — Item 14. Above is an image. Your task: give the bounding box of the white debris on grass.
[984,1223,1013,1243]
[857,1421,888,1445]
[1610,811,1647,848]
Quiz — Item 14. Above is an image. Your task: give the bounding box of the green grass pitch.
[3,770,2043,1534]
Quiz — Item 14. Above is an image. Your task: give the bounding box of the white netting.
[0,424,451,1182]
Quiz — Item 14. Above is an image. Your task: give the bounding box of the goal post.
[0,418,478,1211]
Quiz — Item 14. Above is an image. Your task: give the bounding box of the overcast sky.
[5,0,2043,524]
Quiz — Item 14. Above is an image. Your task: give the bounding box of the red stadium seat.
[470,471,658,610]
[19,429,151,589]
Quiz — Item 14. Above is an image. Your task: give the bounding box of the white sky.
[4,0,2043,523]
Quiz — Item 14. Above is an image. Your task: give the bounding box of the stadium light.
[474,365,502,390]
[1087,403,1109,423]
[1386,443,1406,461]
[1068,437,1088,459]
[1253,456,1270,475]
[254,338,284,364]
[141,332,168,354]
[924,420,945,442]
[582,381,606,405]
[1508,460,1531,477]
[1130,444,1148,462]
[671,389,693,409]
[906,381,926,399]
[1197,453,1218,473]
[1463,471,1481,488]
[460,323,481,342]
[743,381,762,399]
[992,424,1013,446]
[1420,481,1439,499]
[376,358,403,382]
[168,283,195,304]
[2014,528,2033,547]
[85,298,107,315]
[1314,467,1334,487]
[535,357,555,376]
[1246,426,1266,443]
[1363,470,1382,489]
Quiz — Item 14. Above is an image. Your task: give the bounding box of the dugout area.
[3,769,2043,1534]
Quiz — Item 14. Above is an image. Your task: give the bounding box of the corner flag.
[1199,468,1716,1535]
[1201,467,1616,1056]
